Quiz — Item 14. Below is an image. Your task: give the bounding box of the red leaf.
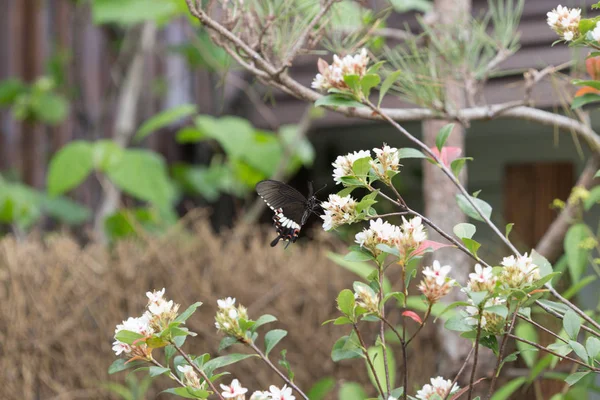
[412,240,453,257]
[317,58,329,75]
[430,146,462,167]
[586,54,600,80]
[402,310,423,325]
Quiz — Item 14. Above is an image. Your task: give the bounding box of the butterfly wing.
[256,180,310,247]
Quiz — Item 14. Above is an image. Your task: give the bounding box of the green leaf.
[149,366,171,377]
[435,123,454,151]
[485,305,508,319]
[314,94,365,109]
[450,157,472,178]
[453,223,476,239]
[531,249,553,279]
[91,0,180,25]
[505,223,514,239]
[456,193,492,222]
[490,377,526,400]
[93,140,124,172]
[108,358,144,374]
[366,345,395,394]
[378,70,401,107]
[253,314,278,331]
[337,289,356,316]
[176,127,205,143]
[389,0,432,13]
[327,252,391,293]
[376,243,400,257]
[569,340,588,361]
[162,387,210,399]
[174,302,203,324]
[344,250,375,262]
[515,322,538,368]
[595,169,600,179]
[105,149,176,208]
[265,329,287,358]
[135,104,196,143]
[571,92,600,109]
[331,335,363,362]
[31,92,69,125]
[360,74,381,98]
[586,336,600,360]
[564,224,591,283]
[203,354,256,375]
[468,291,488,306]
[337,382,367,400]
[114,330,144,345]
[343,75,361,93]
[218,337,239,352]
[47,141,94,196]
[352,157,372,177]
[0,78,26,106]
[565,371,590,386]
[461,238,481,258]
[307,377,335,400]
[572,79,600,90]
[584,187,600,211]
[398,148,427,159]
[445,314,472,332]
[195,116,254,159]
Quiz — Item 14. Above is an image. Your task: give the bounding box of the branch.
[93,22,157,242]
[172,343,226,400]
[535,155,600,263]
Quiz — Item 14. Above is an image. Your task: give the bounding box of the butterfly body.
[256,180,319,248]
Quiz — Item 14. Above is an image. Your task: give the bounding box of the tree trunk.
[421,0,482,378]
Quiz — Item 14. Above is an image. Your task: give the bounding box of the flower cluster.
[371,144,401,182]
[465,297,507,334]
[415,376,459,400]
[355,216,427,259]
[178,364,205,390]
[219,380,295,400]
[418,260,455,304]
[312,48,369,92]
[466,263,497,292]
[354,282,380,314]
[332,150,372,185]
[215,297,249,338]
[112,288,179,358]
[547,5,581,41]
[499,253,540,288]
[320,194,359,231]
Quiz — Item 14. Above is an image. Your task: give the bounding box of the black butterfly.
[256,180,321,248]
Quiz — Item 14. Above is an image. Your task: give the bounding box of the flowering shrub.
[108,2,600,399]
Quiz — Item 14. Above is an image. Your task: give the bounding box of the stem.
[545,284,600,333]
[443,346,475,400]
[535,300,600,338]
[487,309,519,399]
[379,268,392,398]
[365,100,520,256]
[508,334,599,371]
[353,324,386,398]
[518,314,568,344]
[150,358,186,387]
[406,304,432,346]
[467,313,483,400]
[247,341,309,400]
[172,343,226,400]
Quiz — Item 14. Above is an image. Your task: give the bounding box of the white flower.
[312,49,370,92]
[146,288,165,303]
[354,283,379,314]
[465,297,506,331]
[146,288,178,317]
[250,391,271,400]
[422,260,451,286]
[113,314,153,356]
[466,263,497,292]
[546,5,581,41]
[469,263,493,283]
[500,253,540,288]
[177,365,194,375]
[355,218,401,255]
[218,297,236,310]
[372,144,400,178]
[387,397,398,400]
[268,385,295,400]
[332,150,372,185]
[320,194,359,231]
[415,376,459,400]
[221,379,248,399]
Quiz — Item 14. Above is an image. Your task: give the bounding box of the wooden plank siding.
[0,0,585,208]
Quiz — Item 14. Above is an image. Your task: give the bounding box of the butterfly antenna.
[313,183,327,196]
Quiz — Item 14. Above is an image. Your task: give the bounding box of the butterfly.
[255,180,322,248]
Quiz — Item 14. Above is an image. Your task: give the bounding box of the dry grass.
[0,218,385,399]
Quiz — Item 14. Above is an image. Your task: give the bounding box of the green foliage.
[103,373,154,400]
[307,377,335,400]
[366,345,396,394]
[264,329,288,357]
[337,382,367,400]
[90,0,187,26]
[515,322,538,368]
[135,104,197,143]
[48,141,94,196]
[456,193,493,222]
[453,222,476,240]
[435,123,454,151]
[571,93,600,109]
[0,76,69,125]
[564,224,591,282]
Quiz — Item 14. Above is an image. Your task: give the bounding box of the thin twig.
[487,309,519,399]
[508,334,599,371]
[518,314,568,344]
[172,343,226,400]
[150,358,186,387]
[247,341,309,400]
[379,268,392,398]
[467,314,483,400]
[406,304,432,346]
[535,299,600,338]
[353,324,386,398]
[443,346,475,400]
[545,284,600,333]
